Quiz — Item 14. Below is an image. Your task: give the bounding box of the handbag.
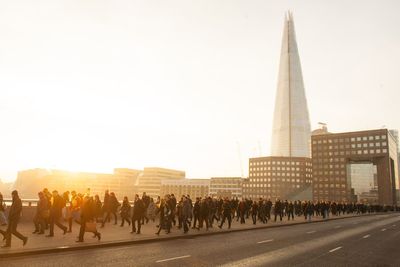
[85,222,97,233]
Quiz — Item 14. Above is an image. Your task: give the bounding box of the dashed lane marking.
[156,255,191,263]
[257,239,274,244]
[381,228,386,232]
[329,246,342,253]
[362,234,370,239]
[306,231,316,234]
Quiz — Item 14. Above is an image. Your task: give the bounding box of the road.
[2,213,399,267]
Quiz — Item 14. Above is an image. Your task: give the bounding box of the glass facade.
[347,163,378,204]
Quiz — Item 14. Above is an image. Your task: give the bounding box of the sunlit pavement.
[1,213,399,267]
[0,212,392,258]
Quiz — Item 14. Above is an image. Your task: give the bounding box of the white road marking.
[381,228,386,232]
[220,216,400,267]
[306,231,316,234]
[156,255,191,263]
[57,246,69,249]
[334,226,341,229]
[362,234,370,239]
[257,239,274,244]
[329,246,342,253]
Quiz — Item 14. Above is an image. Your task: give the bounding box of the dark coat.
[132,199,145,220]
[109,196,120,213]
[193,201,201,216]
[50,195,65,218]
[120,201,131,218]
[200,200,209,217]
[102,193,110,212]
[36,197,49,216]
[8,196,22,222]
[182,200,192,218]
[94,199,103,218]
[80,198,95,221]
[222,201,231,215]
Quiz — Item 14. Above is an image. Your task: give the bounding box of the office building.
[243,157,312,200]
[312,129,399,205]
[137,167,185,198]
[160,179,210,199]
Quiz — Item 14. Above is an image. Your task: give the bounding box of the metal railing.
[2,199,136,207]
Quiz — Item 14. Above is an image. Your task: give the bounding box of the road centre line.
[156,255,191,263]
[381,228,386,231]
[362,234,370,239]
[306,231,316,234]
[329,246,342,253]
[257,239,274,244]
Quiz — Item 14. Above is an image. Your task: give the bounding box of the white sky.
[0,0,399,182]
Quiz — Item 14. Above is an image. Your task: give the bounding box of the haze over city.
[0,0,399,182]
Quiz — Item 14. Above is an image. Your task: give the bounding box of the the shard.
[271,12,311,157]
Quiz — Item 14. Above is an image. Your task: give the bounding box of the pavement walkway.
[0,212,387,257]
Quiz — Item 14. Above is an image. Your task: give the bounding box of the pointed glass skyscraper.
[271,12,311,157]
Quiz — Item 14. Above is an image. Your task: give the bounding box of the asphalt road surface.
[2,213,400,267]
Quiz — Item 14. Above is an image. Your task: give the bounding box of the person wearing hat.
[1,190,27,248]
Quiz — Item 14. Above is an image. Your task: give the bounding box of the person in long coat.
[155,198,171,235]
[120,196,131,227]
[76,196,101,242]
[1,190,27,248]
[131,194,145,234]
[181,196,192,233]
[46,190,68,237]
[33,191,48,234]
[146,198,157,222]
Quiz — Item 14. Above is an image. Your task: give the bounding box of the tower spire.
[271,12,311,157]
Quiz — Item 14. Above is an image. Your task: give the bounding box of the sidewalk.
[0,212,388,258]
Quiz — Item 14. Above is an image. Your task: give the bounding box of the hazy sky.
[0,0,399,182]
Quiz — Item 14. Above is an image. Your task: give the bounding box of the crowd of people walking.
[0,189,397,248]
